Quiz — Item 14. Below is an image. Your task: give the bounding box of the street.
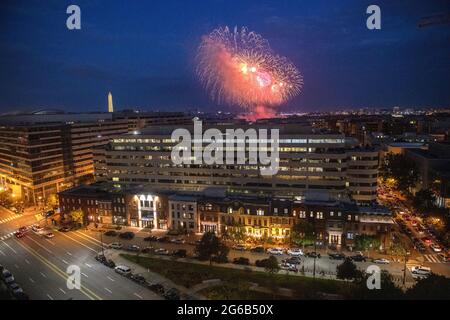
[0,207,162,300]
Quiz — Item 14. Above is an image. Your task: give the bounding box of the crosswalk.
[424,254,443,263]
[0,231,16,241]
[0,215,21,224]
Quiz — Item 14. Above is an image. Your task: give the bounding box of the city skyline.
[0,0,449,114]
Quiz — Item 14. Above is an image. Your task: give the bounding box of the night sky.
[0,0,449,114]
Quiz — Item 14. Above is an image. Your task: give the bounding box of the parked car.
[58,226,71,232]
[280,263,298,272]
[422,237,432,245]
[114,265,131,276]
[430,244,442,252]
[250,246,265,253]
[233,257,250,265]
[8,283,23,295]
[267,248,284,255]
[31,225,44,233]
[44,232,55,239]
[283,256,302,265]
[104,230,118,237]
[126,245,141,252]
[172,249,187,258]
[119,231,135,240]
[95,254,107,263]
[305,252,321,259]
[411,266,431,279]
[2,271,15,284]
[104,260,116,268]
[154,248,170,255]
[130,274,146,285]
[232,244,247,251]
[171,238,186,244]
[328,253,346,260]
[350,254,366,262]
[18,227,27,233]
[147,283,165,294]
[163,288,180,300]
[144,236,158,242]
[141,247,154,254]
[108,242,123,249]
[156,236,169,242]
[373,258,390,264]
[287,248,304,256]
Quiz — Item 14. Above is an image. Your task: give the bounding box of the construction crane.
[418,13,450,28]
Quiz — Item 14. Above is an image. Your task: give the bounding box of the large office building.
[0,112,130,204]
[95,122,379,204]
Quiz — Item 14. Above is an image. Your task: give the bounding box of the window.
[257,209,264,216]
[347,215,352,221]
[347,232,354,240]
[274,208,278,214]
[317,212,323,219]
[284,208,288,214]
[330,211,334,217]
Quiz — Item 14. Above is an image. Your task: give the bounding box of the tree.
[412,189,436,214]
[380,153,418,194]
[67,209,84,225]
[354,235,381,252]
[195,232,228,265]
[336,258,362,280]
[406,274,450,300]
[46,193,58,207]
[264,255,280,274]
[291,220,315,246]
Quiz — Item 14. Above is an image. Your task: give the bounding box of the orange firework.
[196,26,303,118]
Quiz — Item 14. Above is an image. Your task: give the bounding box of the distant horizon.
[1,1,449,114]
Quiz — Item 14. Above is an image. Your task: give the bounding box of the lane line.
[25,259,30,264]
[0,249,5,256]
[81,272,89,278]
[56,231,97,253]
[29,278,35,283]
[25,235,53,254]
[71,231,104,248]
[47,294,54,300]
[59,288,66,295]
[75,231,104,245]
[85,263,92,268]
[14,239,101,300]
[40,272,47,278]
[61,259,69,265]
[134,293,143,300]
[104,287,112,294]
[2,241,17,254]
[107,276,115,282]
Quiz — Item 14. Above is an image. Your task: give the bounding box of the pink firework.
[196,26,303,119]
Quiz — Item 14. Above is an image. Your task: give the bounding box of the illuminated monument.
[108,92,114,113]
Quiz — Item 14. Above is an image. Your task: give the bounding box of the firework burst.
[196,26,303,118]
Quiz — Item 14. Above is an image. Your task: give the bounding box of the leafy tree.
[264,255,280,274]
[227,224,246,243]
[291,220,315,246]
[354,235,381,252]
[406,274,450,300]
[412,189,436,214]
[46,193,58,207]
[336,258,362,280]
[67,209,84,225]
[380,153,418,194]
[195,232,229,265]
[353,270,403,300]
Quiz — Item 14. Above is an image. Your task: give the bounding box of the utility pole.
[100,230,105,256]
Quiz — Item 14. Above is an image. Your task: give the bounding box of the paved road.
[0,209,163,300]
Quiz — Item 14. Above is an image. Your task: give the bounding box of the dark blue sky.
[0,0,449,114]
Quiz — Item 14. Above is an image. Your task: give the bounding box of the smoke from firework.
[196,26,303,119]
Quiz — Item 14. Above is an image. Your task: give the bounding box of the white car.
[411,266,431,279]
[267,248,284,255]
[287,248,304,256]
[430,244,442,252]
[44,232,55,239]
[2,270,15,284]
[373,258,390,264]
[9,283,23,294]
[109,242,123,249]
[32,225,44,233]
[114,265,131,275]
[154,248,170,255]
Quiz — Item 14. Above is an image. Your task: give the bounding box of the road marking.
[47,294,54,300]
[107,276,115,282]
[0,249,5,256]
[85,263,92,268]
[14,264,19,269]
[56,231,97,253]
[45,239,56,246]
[29,278,35,283]
[134,293,143,300]
[81,272,89,278]
[66,251,72,256]
[40,272,47,278]
[75,231,104,245]
[104,287,112,294]
[71,231,104,248]
[59,288,66,294]
[14,239,102,300]
[25,235,53,254]
[61,259,69,265]
[2,241,17,253]
[25,259,30,264]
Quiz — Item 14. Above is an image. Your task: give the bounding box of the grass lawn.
[121,254,357,299]
[199,284,287,300]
